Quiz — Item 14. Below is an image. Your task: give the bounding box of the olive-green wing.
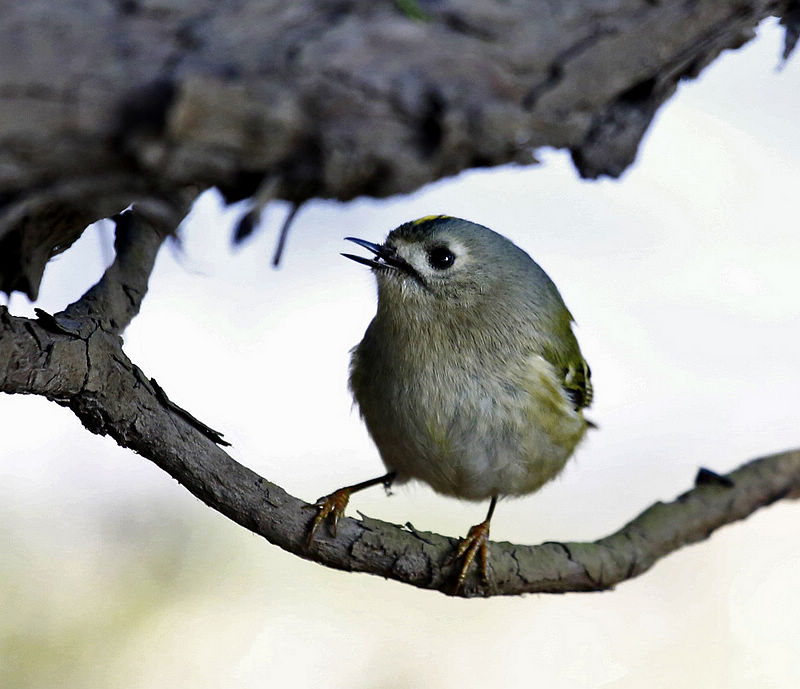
[562,357,593,411]
[538,315,593,413]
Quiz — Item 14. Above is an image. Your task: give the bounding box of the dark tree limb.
[1,0,796,298]
[57,208,172,334]
[1,222,798,597]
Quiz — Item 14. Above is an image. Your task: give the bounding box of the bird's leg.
[306,472,397,548]
[453,496,498,593]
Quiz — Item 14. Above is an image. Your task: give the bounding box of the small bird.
[308,215,593,591]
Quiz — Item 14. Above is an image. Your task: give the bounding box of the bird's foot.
[452,519,491,593]
[305,487,352,548]
[305,472,398,548]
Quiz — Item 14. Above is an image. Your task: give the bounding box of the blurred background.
[2,17,799,689]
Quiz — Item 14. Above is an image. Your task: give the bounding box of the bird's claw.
[305,487,352,548]
[452,520,491,593]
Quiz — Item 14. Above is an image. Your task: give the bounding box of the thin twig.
[271,203,302,267]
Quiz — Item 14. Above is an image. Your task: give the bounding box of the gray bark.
[1,0,797,298]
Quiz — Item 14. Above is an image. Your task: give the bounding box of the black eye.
[427,246,456,270]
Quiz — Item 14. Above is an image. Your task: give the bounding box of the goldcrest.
[309,215,593,591]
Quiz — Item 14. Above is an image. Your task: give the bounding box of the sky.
[2,17,799,689]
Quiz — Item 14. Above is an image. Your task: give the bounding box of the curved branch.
[1,243,798,596]
[57,208,171,334]
[2,220,798,596]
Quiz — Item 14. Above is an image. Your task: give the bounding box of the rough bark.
[2,216,798,597]
[1,0,797,298]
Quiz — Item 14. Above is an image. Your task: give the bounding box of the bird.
[307,215,593,591]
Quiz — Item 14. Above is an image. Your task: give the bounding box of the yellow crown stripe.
[412,214,451,226]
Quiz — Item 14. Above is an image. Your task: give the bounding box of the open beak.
[342,237,411,272]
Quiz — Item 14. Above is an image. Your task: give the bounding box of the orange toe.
[306,487,352,548]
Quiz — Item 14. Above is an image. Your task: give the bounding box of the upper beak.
[342,237,409,272]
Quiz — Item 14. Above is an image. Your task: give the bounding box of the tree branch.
[1,0,796,298]
[56,208,171,334]
[2,222,798,597]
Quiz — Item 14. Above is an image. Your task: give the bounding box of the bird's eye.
[427,246,456,270]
